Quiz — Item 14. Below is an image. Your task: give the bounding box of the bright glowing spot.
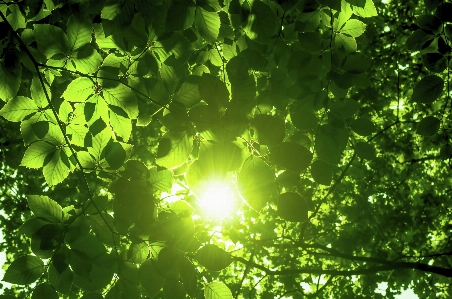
[197,180,237,220]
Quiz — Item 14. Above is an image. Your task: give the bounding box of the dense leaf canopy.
[0,0,452,298]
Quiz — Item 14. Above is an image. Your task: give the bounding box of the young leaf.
[351,0,377,18]
[237,155,275,212]
[43,149,71,186]
[278,192,309,222]
[417,116,440,136]
[196,244,232,271]
[21,141,55,169]
[32,283,59,299]
[27,195,63,223]
[204,281,232,299]
[67,16,92,51]
[195,7,220,44]
[62,77,94,102]
[156,131,193,169]
[272,142,313,173]
[341,19,366,37]
[0,96,38,122]
[412,75,444,104]
[3,255,44,285]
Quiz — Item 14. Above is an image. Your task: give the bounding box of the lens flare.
[197,180,237,220]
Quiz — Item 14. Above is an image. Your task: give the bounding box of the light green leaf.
[204,281,232,299]
[43,149,71,186]
[7,4,26,30]
[196,244,232,271]
[32,283,59,299]
[148,168,173,192]
[30,77,51,108]
[237,155,275,212]
[21,141,56,169]
[89,128,112,160]
[3,255,44,285]
[27,195,63,223]
[35,24,69,57]
[0,64,21,101]
[62,77,94,102]
[67,16,92,51]
[417,116,440,136]
[335,34,357,52]
[0,96,38,122]
[103,84,138,119]
[88,213,119,246]
[195,7,220,44]
[67,45,103,74]
[156,131,193,169]
[341,19,366,37]
[351,0,378,18]
[109,109,132,142]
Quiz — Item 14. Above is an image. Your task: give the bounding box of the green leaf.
[84,195,109,215]
[350,117,377,136]
[88,213,119,246]
[62,77,94,102]
[417,116,440,136]
[278,192,309,222]
[244,0,277,44]
[310,160,332,186]
[204,281,232,299]
[179,257,197,297]
[127,243,149,264]
[21,141,55,169]
[67,16,92,51]
[32,283,59,299]
[425,0,441,11]
[166,1,196,32]
[355,142,375,160]
[163,280,186,299]
[35,24,69,57]
[43,149,71,186]
[196,244,232,271]
[156,131,193,169]
[0,96,38,122]
[148,168,173,192]
[272,142,313,173]
[0,64,21,101]
[195,7,220,44]
[335,34,357,52]
[109,108,132,142]
[435,2,452,22]
[422,53,447,73]
[198,73,229,108]
[341,19,366,37]
[3,255,44,285]
[103,84,138,119]
[351,0,377,18]
[48,263,73,294]
[174,76,202,107]
[27,195,63,223]
[251,114,285,146]
[81,293,104,299]
[67,46,103,74]
[315,124,348,165]
[412,75,444,104]
[406,30,434,51]
[237,155,275,212]
[139,259,165,298]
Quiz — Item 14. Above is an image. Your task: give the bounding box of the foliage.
[0,0,452,298]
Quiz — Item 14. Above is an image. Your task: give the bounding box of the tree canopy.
[0,0,452,298]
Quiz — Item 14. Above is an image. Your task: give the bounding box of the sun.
[197,180,238,220]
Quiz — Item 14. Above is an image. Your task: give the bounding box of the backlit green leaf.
[21,141,55,169]
[156,131,193,169]
[62,77,94,102]
[43,149,71,186]
[204,281,232,299]
[67,16,92,51]
[3,255,44,285]
[27,195,63,223]
[195,7,220,44]
[196,244,232,271]
[0,96,38,122]
[341,19,366,37]
[35,24,69,57]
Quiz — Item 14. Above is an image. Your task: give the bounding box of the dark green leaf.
[272,142,313,173]
[412,75,444,104]
[251,114,285,146]
[355,142,375,160]
[421,53,447,73]
[196,244,232,271]
[32,283,59,299]
[310,160,332,186]
[139,259,165,298]
[3,255,44,285]
[179,257,197,297]
[163,280,186,299]
[198,73,229,108]
[278,192,309,222]
[350,117,377,136]
[417,116,440,136]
